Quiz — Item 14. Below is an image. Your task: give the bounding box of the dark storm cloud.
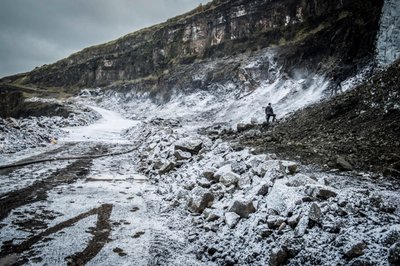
[0,0,208,77]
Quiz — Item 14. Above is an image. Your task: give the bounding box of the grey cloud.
[0,0,208,77]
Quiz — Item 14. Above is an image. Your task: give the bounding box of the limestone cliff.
[1,0,384,91]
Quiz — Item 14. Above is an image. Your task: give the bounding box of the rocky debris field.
[123,116,400,265]
[0,100,399,265]
[0,100,100,154]
[224,60,400,177]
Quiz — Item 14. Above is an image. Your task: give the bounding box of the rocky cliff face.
[376,0,400,67]
[2,0,383,92]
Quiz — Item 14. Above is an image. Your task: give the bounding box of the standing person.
[330,73,342,96]
[265,103,276,123]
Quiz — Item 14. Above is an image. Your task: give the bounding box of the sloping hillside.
[234,60,400,176]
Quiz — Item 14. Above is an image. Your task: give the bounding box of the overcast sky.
[0,0,209,78]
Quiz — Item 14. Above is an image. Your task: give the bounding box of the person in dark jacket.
[265,103,276,123]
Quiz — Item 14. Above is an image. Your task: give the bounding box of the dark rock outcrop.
[1,0,384,96]
[232,59,400,175]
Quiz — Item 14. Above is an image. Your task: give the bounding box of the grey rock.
[203,167,217,181]
[336,156,353,171]
[344,242,367,259]
[231,162,248,175]
[388,242,400,266]
[258,225,273,238]
[215,165,240,187]
[309,203,322,222]
[384,227,400,246]
[338,197,348,207]
[159,161,176,174]
[269,247,289,266]
[225,212,240,228]
[197,178,211,188]
[228,199,256,218]
[237,123,255,132]
[206,210,222,222]
[287,214,300,227]
[174,150,192,160]
[267,215,286,229]
[282,161,299,175]
[187,187,214,213]
[286,174,316,187]
[174,138,203,155]
[316,188,337,200]
[295,215,309,237]
[238,173,252,189]
[256,182,270,196]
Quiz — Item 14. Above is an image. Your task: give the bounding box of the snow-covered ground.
[1,46,400,265]
[60,106,140,144]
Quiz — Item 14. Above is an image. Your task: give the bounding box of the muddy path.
[0,145,99,221]
[0,106,197,266]
[1,204,113,265]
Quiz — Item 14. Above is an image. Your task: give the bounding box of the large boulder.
[228,199,256,218]
[174,137,203,155]
[187,187,214,213]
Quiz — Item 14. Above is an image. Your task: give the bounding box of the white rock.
[174,150,192,160]
[187,187,214,213]
[215,165,240,187]
[225,212,241,228]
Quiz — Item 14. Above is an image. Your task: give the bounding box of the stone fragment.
[336,156,353,171]
[295,215,309,237]
[225,212,240,228]
[388,242,400,266]
[286,174,316,187]
[269,248,289,266]
[237,123,255,132]
[309,203,322,222]
[228,199,256,218]
[250,117,258,124]
[267,215,286,229]
[187,187,214,213]
[256,182,270,196]
[174,150,192,160]
[281,161,299,175]
[287,214,300,227]
[344,242,367,259]
[206,210,222,222]
[258,225,273,238]
[215,165,240,187]
[174,138,203,155]
[159,161,176,174]
[316,188,337,200]
[197,178,211,188]
[202,167,217,181]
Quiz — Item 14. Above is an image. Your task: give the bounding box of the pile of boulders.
[0,104,100,154]
[131,119,400,265]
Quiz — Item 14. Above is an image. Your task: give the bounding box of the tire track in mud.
[0,204,113,265]
[0,146,100,221]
